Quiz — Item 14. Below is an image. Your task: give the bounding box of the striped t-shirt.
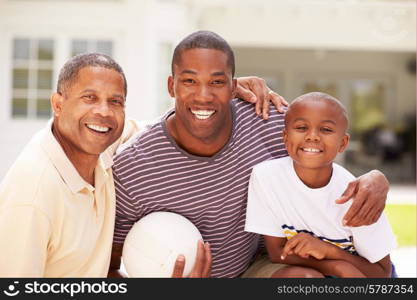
[113,98,287,277]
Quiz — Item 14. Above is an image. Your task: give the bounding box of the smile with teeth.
[301,147,322,153]
[190,109,215,120]
[86,124,111,133]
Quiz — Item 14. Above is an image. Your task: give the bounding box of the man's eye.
[82,95,95,100]
[110,99,124,106]
[183,79,195,84]
[212,80,225,85]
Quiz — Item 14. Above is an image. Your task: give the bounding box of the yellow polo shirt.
[0,122,116,277]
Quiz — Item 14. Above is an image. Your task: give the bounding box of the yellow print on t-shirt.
[282,224,357,255]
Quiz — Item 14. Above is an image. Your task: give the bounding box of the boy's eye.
[295,126,307,131]
[321,127,333,133]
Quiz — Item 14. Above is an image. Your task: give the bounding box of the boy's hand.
[171,240,211,278]
[236,76,288,119]
[336,170,389,227]
[280,233,333,260]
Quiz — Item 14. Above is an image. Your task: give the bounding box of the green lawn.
[385,204,416,247]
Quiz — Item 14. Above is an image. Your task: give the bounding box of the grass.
[385,204,416,247]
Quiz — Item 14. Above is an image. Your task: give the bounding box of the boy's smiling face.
[283,97,350,173]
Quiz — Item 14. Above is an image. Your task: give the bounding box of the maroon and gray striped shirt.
[113,98,287,277]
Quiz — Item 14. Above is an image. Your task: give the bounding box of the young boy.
[244,92,397,278]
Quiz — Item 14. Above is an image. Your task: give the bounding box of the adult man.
[0,53,283,277]
[0,53,127,277]
[110,31,389,277]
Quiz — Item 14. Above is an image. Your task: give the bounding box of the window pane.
[350,80,386,136]
[13,39,30,59]
[38,39,54,60]
[72,40,88,56]
[97,40,113,56]
[302,81,339,98]
[37,69,53,89]
[36,99,51,118]
[13,69,29,88]
[12,98,28,117]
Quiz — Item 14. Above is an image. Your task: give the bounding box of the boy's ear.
[168,76,175,98]
[338,133,350,153]
[283,128,288,143]
[51,92,64,117]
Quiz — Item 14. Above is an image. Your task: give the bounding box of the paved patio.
[387,184,416,277]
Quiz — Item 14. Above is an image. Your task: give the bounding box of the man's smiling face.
[53,66,126,157]
[168,48,236,143]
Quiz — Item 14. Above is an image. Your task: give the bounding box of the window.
[11,38,54,119]
[349,80,387,139]
[70,39,113,57]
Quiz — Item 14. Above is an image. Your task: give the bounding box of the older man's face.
[53,66,126,157]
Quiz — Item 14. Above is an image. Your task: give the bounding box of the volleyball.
[122,211,203,277]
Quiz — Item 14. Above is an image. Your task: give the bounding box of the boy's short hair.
[285,92,349,129]
[171,30,235,77]
[57,53,127,96]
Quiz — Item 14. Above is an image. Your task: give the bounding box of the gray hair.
[57,53,127,96]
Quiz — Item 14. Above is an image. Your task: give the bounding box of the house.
[0,0,415,182]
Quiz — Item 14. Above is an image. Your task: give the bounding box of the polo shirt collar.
[40,120,114,194]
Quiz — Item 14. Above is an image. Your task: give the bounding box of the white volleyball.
[122,211,203,277]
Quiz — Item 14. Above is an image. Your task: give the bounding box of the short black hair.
[171,30,235,77]
[286,92,349,129]
[57,53,127,96]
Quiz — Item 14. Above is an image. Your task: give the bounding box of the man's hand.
[108,243,127,278]
[171,240,211,278]
[236,76,288,119]
[281,233,334,260]
[336,170,389,227]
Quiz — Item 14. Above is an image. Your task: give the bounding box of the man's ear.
[231,78,237,99]
[338,133,350,153]
[51,92,64,117]
[168,76,175,98]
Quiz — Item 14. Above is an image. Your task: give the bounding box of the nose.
[92,100,112,117]
[195,85,213,102]
[305,128,320,142]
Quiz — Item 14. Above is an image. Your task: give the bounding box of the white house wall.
[0,0,415,180]
[196,0,416,52]
[0,0,190,179]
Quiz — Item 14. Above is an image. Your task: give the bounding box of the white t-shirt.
[245,156,397,263]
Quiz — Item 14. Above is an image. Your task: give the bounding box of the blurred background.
[0,0,415,276]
